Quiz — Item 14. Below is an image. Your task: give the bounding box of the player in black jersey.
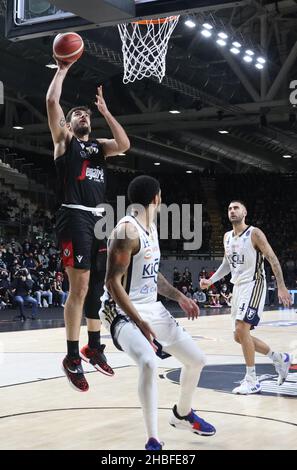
[46,59,130,392]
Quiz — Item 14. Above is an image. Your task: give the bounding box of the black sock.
[88,330,101,349]
[67,340,79,359]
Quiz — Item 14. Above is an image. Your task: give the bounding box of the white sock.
[267,349,282,363]
[246,366,256,379]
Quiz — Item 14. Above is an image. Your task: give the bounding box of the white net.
[118,16,180,84]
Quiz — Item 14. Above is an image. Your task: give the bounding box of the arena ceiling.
[1,0,297,174]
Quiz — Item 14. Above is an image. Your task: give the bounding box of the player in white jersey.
[200,200,293,395]
[100,175,215,450]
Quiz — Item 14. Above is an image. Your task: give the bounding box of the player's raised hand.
[95,85,109,116]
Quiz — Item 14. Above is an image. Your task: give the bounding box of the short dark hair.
[128,175,160,207]
[229,199,247,210]
[66,106,92,123]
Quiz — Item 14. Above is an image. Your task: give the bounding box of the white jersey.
[103,215,160,305]
[224,225,265,285]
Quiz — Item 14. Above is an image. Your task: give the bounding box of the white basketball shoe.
[274,353,292,386]
[232,375,261,394]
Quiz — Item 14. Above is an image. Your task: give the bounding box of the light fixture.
[118,153,126,156]
[186,170,193,174]
[245,49,254,56]
[243,55,253,63]
[218,130,229,134]
[218,32,228,39]
[230,47,240,54]
[257,57,266,64]
[282,155,292,159]
[185,20,196,28]
[216,39,227,47]
[13,126,24,130]
[154,162,161,166]
[202,23,213,30]
[169,110,181,114]
[201,29,212,38]
[255,63,264,70]
[232,41,241,48]
[46,63,58,69]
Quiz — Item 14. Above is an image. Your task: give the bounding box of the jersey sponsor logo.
[227,252,245,269]
[79,142,100,158]
[85,167,105,182]
[142,258,160,283]
[140,285,157,295]
[76,255,83,263]
[245,230,250,236]
[63,248,71,257]
[144,248,152,260]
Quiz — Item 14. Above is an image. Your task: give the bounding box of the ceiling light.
[46,63,58,69]
[218,130,229,134]
[154,162,161,166]
[232,41,241,48]
[185,20,196,28]
[169,110,181,114]
[257,57,266,64]
[218,32,228,39]
[230,47,240,54]
[245,49,254,56]
[255,63,264,70]
[13,126,24,130]
[243,55,253,63]
[201,29,212,38]
[202,23,213,30]
[216,39,227,47]
[282,155,292,159]
[118,153,126,156]
[186,170,193,174]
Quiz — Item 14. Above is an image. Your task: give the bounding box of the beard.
[73,122,91,137]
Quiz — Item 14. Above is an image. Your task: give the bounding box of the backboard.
[6,0,231,41]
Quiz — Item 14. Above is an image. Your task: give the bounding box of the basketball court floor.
[1,307,296,450]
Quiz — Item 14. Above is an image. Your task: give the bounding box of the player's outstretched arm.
[158,272,199,320]
[96,86,130,157]
[46,60,73,149]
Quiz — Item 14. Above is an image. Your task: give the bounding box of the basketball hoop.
[118,16,180,84]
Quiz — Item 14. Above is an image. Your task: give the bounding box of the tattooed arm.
[252,228,292,307]
[158,272,199,320]
[46,60,73,158]
[105,223,156,344]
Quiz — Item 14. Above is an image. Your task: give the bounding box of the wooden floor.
[0,308,297,450]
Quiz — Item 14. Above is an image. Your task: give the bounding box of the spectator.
[10,268,38,320]
[193,288,207,307]
[53,272,67,307]
[173,267,181,289]
[220,284,232,307]
[182,267,192,289]
[267,275,277,306]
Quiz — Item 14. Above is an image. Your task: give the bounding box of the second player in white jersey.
[201,200,292,396]
[224,225,265,285]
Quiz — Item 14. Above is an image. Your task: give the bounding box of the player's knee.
[234,327,244,343]
[70,283,89,301]
[140,355,157,374]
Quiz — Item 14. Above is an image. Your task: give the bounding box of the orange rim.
[133,16,179,25]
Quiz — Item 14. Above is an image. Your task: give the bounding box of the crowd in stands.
[0,237,68,320]
[172,266,233,308]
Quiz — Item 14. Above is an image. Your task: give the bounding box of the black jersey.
[55,136,106,207]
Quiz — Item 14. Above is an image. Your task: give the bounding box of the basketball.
[53,32,84,63]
